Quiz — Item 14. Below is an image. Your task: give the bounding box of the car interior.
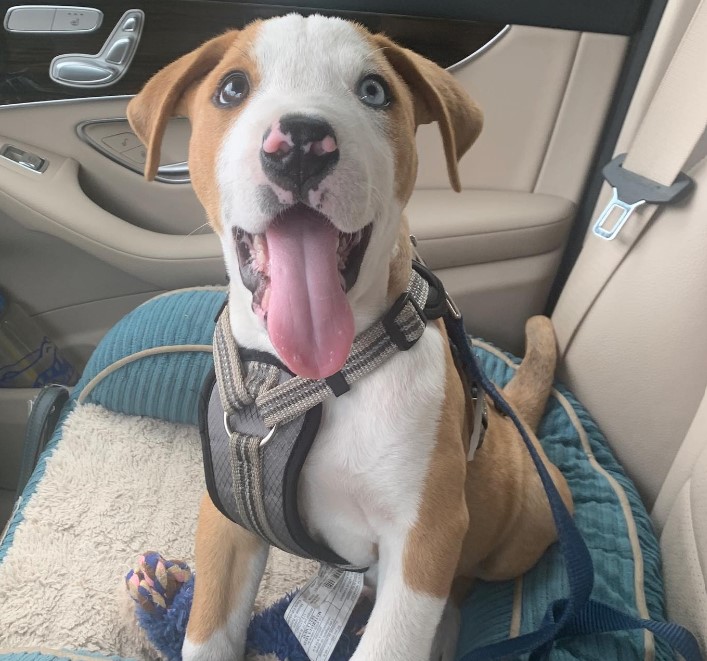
[0,0,705,659]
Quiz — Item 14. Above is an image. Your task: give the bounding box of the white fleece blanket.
[0,403,316,660]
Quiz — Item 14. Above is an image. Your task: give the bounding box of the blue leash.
[444,315,703,661]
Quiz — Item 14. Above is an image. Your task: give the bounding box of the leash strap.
[554,0,706,355]
[445,315,703,661]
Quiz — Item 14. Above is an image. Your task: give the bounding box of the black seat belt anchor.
[592,153,694,241]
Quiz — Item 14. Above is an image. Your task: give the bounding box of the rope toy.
[124,551,371,661]
[125,552,192,616]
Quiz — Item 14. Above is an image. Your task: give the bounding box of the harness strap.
[256,270,430,427]
[228,431,281,545]
[213,319,280,412]
[213,319,286,547]
[207,266,443,570]
[202,368,363,568]
[214,269,429,431]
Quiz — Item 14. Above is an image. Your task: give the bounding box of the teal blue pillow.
[73,287,226,425]
[64,287,669,660]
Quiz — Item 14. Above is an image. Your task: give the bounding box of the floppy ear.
[373,35,483,192]
[127,31,237,180]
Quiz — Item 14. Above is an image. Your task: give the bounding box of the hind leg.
[478,457,571,581]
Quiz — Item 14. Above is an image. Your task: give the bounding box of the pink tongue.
[266,208,354,379]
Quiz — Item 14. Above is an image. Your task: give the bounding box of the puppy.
[127,14,572,661]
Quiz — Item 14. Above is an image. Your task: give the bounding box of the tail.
[502,316,557,432]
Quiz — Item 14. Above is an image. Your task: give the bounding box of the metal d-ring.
[224,411,277,447]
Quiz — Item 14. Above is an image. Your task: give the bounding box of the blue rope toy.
[125,552,372,661]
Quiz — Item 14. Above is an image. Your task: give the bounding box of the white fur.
[304,327,450,661]
[197,15,457,661]
[351,535,448,661]
[301,327,447,570]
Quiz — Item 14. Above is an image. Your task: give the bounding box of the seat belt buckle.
[592,153,694,241]
[592,188,645,240]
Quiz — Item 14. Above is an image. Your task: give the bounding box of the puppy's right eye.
[214,71,250,108]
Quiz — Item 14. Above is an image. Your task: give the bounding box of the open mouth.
[235,204,372,319]
[234,203,372,379]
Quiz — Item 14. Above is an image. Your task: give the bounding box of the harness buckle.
[592,153,693,241]
[410,242,462,320]
[224,411,277,447]
[382,292,420,351]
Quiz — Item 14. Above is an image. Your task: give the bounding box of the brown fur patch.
[403,316,572,598]
[402,335,469,597]
[502,316,557,430]
[127,23,263,235]
[187,494,264,643]
[356,28,419,203]
[454,321,573,584]
[387,216,414,300]
[186,24,263,234]
[364,32,483,194]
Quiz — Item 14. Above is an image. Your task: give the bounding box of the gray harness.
[200,262,487,569]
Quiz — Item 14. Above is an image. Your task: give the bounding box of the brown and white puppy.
[128,14,572,661]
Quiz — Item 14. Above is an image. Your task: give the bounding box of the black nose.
[260,114,339,195]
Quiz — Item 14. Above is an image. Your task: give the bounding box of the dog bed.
[0,287,671,661]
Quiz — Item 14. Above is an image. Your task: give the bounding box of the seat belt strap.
[554,0,707,355]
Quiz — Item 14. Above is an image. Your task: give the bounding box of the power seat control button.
[105,38,132,65]
[52,7,102,32]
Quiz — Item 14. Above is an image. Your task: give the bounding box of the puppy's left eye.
[214,71,250,108]
[357,74,391,108]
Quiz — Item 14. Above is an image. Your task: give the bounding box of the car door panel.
[0,2,506,104]
[416,27,628,198]
[533,33,628,200]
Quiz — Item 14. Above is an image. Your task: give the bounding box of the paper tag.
[285,564,364,661]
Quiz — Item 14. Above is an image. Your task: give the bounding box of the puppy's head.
[128,14,482,380]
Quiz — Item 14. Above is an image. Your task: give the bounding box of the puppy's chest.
[298,327,448,566]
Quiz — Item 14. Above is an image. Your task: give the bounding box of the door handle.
[77,118,191,183]
[50,9,144,88]
[157,161,190,181]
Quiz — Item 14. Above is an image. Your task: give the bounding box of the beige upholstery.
[557,158,707,507]
[653,389,707,653]
[553,0,707,649]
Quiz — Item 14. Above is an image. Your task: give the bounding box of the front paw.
[428,601,460,661]
[182,633,245,661]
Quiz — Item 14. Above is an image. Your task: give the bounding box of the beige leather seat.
[553,0,707,651]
